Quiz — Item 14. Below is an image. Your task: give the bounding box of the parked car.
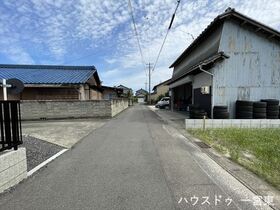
[155,97,170,109]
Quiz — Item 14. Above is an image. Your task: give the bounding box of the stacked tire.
[236,100,253,119]
[189,105,207,119]
[253,102,267,119]
[213,106,229,119]
[261,99,279,119]
[192,109,208,119]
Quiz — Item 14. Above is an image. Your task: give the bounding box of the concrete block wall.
[0,148,27,193]
[111,99,129,117]
[21,99,128,120]
[186,119,280,129]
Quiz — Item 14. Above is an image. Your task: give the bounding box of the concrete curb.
[27,149,68,176]
[149,107,280,210]
[183,131,280,210]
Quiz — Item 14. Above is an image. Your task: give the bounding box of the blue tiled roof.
[0,64,98,84]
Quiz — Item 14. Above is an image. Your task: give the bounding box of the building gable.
[170,7,280,74]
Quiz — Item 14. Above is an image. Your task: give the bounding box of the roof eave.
[168,52,229,85]
[169,8,280,68]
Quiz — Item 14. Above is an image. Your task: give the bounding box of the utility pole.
[147,63,152,104]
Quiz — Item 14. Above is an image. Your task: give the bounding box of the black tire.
[253,113,266,119]
[194,116,207,118]
[192,109,205,114]
[236,111,253,118]
[267,111,279,116]
[267,115,279,119]
[267,105,279,111]
[213,109,228,113]
[253,107,266,113]
[253,115,266,119]
[189,104,199,110]
[194,112,207,116]
[261,99,279,106]
[253,102,267,108]
[214,111,229,116]
[236,100,254,106]
[213,106,228,110]
[214,112,229,119]
[237,116,253,119]
[236,106,253,112]
[194,115,207,119]
[213,109,228,114]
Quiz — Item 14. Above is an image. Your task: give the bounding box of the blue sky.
[0,0,280,91]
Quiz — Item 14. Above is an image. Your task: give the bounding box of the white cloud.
[105,0,280,90]
[0,0,280,90]
[105,58,117,64]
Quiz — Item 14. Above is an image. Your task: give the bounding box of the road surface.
[0,105,271,210]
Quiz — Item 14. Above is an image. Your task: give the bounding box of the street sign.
[1,78,24,100]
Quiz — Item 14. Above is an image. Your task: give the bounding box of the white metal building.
[168,8,280,118]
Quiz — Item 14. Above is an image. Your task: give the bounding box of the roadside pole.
[148,63,151,105]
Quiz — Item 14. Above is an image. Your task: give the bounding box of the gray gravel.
[21,135,65,171]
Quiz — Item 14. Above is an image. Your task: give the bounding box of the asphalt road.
[0,105,272,210]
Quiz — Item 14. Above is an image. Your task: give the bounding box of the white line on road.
[27,149,68,177]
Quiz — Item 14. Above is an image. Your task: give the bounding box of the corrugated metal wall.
[172,25,223,80]
[213,19,280,117]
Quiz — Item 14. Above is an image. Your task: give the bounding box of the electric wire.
[152,0,180,72]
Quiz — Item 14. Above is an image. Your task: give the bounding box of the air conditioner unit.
[201,86,210,94]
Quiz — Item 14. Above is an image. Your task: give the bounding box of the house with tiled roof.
[135,88,148,103]
[0,64,102,100]
[150,79,171,102]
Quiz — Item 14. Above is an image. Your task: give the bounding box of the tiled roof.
[0,64,98,84]
[135,88,148,96]
[152,79,171,91]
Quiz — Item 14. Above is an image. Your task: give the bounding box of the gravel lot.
[21,135,65,171]
[22,119,106,148]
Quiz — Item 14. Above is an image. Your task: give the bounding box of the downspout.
[198,65,214,119]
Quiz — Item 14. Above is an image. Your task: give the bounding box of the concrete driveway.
[22,119,107,148]
[0,105,272,210]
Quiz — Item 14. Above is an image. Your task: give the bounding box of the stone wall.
[111,99,129,117]
[20,99,128,120]
[0,148,27,193]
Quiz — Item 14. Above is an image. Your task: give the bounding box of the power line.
[178,29,195,40]
[152,0,180,72]
[127,0,147,76]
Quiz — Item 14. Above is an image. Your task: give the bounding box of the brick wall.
[0,148,27,193]
[20,99,128,120]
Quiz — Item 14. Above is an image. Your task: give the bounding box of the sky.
[0,0,280,91]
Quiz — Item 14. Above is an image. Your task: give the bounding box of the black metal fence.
[0,100,22,152]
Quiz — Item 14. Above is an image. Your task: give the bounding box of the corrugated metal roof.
[0,64,98,84]
[168,52,229,85]
[170,7,280,68]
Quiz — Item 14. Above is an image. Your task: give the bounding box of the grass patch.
[188,128,280,190]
